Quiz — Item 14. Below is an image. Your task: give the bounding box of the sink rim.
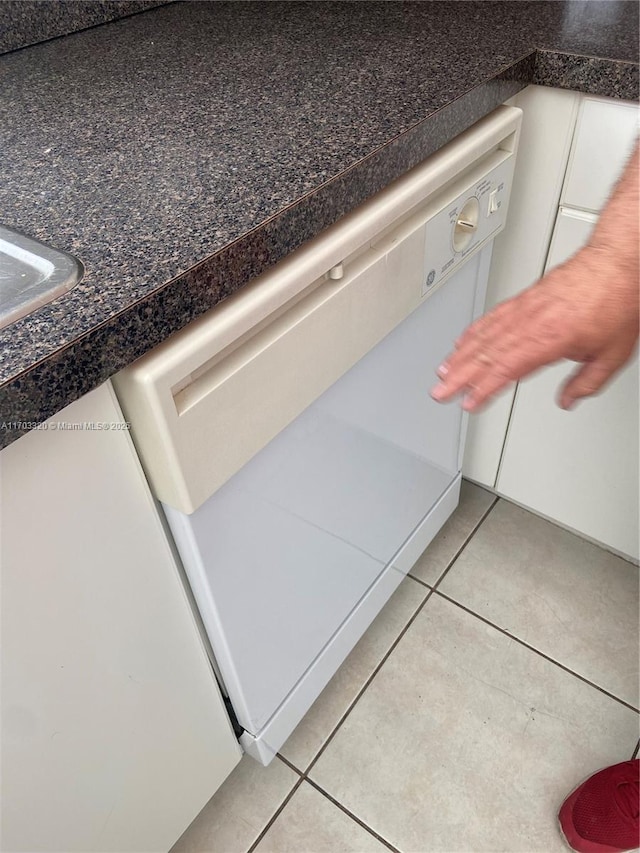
[0,225,84,330]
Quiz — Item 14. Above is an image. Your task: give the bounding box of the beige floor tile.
[280,576,427,771]
[439,500,640,706]
[409,480,495,586]
[309,594,639,853]
[254,781,390,853]
[171,755,298,853]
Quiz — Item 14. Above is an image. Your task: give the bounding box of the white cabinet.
[0,383,241,853]
[496,209,639,560]
[463,85,580,486]
[464,87,639,560]
[562,98,639,213]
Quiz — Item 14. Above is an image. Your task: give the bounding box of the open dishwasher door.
[114,105,521,764]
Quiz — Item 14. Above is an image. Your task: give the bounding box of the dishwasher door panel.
[239,406,452,567]
[163,245,488,755]
[167,486,384,734]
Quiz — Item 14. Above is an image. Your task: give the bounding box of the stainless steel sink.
[0,226,83,329]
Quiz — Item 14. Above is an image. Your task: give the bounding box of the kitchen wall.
[0,0,173,54]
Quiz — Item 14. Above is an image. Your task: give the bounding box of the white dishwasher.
[114,105,521,764]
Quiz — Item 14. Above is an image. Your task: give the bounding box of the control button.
[425,269,436,288]
[452,196,480,252]
[488,189,499,215]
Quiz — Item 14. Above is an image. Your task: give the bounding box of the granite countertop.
[0,0,638,447]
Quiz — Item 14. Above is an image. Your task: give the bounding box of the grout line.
[276,753,304,777]
[303,588,436,777]
[434,590,640,714]
[432,495,500,591]
[305,778,402,853]
[632,740,639,760]
[276,755,403,851]
[246,775,306,853]
[408,493,500,590]
[407,573,432,591]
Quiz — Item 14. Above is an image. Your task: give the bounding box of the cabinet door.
[562,97,639,214]
[0,383,241,853]
[496,209,639,559]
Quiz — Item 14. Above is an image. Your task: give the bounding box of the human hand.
[430,245,639,412]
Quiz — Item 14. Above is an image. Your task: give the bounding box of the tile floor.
[172,482,639,853]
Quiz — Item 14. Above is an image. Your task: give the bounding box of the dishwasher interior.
[113,105,522,764]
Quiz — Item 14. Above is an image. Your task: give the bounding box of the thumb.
[558,354,626,410]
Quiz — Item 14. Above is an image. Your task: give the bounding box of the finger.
[460,363,516,412]
[431,350,495,402]
[434,322,562,404]
[438,299,531,385]
[559,353,627,410]
[432,286,572,404]
[437,324,571,408]
[437,325,488,380]
[435,315,514,397]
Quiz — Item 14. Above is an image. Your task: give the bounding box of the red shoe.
[558,760,640,852]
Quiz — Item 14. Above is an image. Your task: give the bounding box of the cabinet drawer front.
[561,97,639,213]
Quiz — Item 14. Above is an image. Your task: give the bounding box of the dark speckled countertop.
[0,1,638,446]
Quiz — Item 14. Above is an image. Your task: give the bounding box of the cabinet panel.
[496,210,639,560]
[0,383,241,852]
[464,85,580,486]
[562,98,639,214]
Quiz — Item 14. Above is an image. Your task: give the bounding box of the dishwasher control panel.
[421,156,512,296]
